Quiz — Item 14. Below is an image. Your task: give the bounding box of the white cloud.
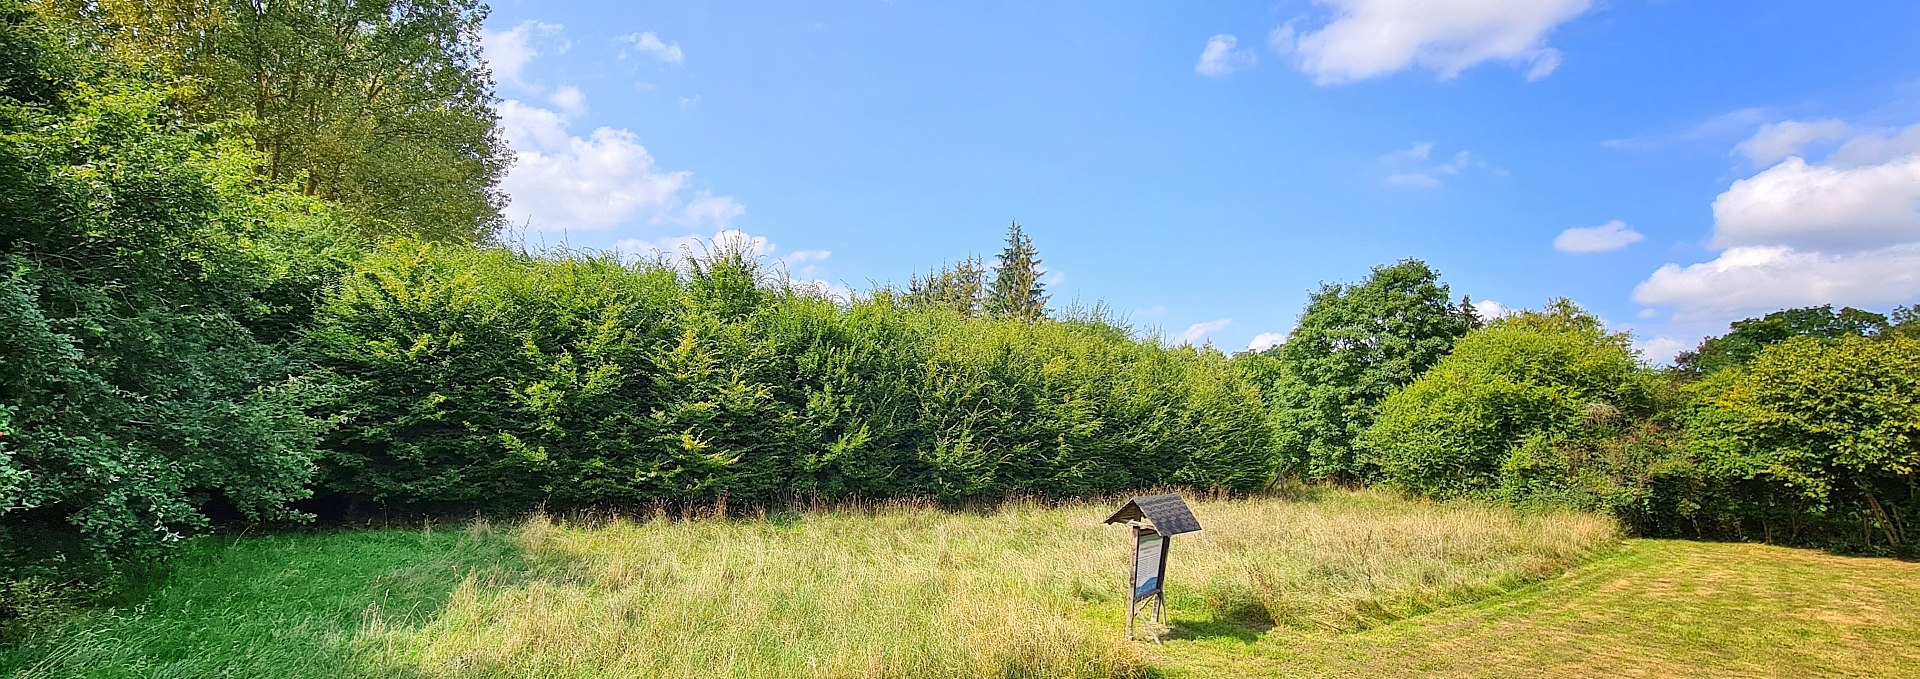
[1735,119,1849,166]
[679,95,701,109]
[482,20,566,90]
[619,229,771,263]
[1634,119,1920,328]
[1274,0,1593,85]
[1472,299,1510,319]
[1380,142,1482,188]
[547,86,587,117]
[1633,336,1689,366]
[621,31,684,65]
[497,99,571,151]
[503,124,692,233]
[1246,331,1287,353]
[1711,155,1920,253]
[680,191,747,229]
[1195,34,1256,78]
[1554,220,1644,253]
[1828,124,1920,167]
[1632,245,1920,316]
[496,94,741,236]
[1173,318,1233,346]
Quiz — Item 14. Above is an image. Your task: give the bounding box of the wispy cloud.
[1195,34,1256,78]
[620,31,684,65]
[1554,220,1644,253]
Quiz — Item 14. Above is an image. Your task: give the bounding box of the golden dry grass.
[351,490,1617,678]
[15,490,1920,678]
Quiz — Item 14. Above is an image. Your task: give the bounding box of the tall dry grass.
[359,490,1618,678]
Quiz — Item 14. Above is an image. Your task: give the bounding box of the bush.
[0,75,336,604]
[1362,300,1654,504]
[1682,335,1920,553]
[307,241,1276,511]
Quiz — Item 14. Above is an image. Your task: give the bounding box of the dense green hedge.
[306,241,1275,511]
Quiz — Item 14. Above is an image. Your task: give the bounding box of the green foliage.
[985,221,1049,322]
[1363,300,1654,502]
[308,241,1273,509]
[1270,259,1475,481]
[1675,305,1890,376]
[44,0,510,242]
[0,36,336,604]
[1682,335,1920,552]
[905,255,986,317]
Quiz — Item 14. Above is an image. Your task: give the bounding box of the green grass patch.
[27,491,1910,678]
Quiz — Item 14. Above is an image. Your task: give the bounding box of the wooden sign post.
[1104,493,1201,642]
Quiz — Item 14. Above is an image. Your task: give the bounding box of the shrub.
[1682,335,1920,553]
[0,75,335,603]
[308,242,1276,511]
[1362,300,1653,503]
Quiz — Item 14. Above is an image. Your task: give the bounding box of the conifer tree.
[906,255,985,317]
[987,221,1048,322]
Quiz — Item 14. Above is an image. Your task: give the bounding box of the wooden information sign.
[1103,493,1201,642]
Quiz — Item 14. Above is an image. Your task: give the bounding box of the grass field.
[4,490,1917,678]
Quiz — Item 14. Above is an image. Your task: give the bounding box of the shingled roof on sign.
[1103,493,1201,536]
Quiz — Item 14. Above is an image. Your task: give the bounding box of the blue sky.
[478,1,1920,362]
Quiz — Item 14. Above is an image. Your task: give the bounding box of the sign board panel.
[1132,531,1165,602]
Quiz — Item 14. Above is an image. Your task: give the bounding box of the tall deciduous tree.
[1272,259,1475,481]
[1675,305,1890,376]
[43,0,509,243]
[987,221,1048,322]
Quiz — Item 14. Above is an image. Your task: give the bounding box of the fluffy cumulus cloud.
[1634,120,1920,328]
[1633,245,1920,312]
[1380,142,1485,188]
[620,31,684,65]
[1711,154,1920,252]
[1271,0,1593,85]
[1246,331,1287,353]
[1195,34,1256,77]
[1554,219,1644,253]
[482,20,566,90]
[1174,318,1233,346]
[547,85,587,117]
[487,23,744,239]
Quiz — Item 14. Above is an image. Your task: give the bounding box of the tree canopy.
[41,0,509,242]
[1362,300,1653,500]
[1269,259,1475,481]
[1675,305,1890,376]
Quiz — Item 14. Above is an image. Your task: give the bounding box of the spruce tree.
[987,221,1048,322]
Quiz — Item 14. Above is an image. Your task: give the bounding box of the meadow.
[0,490,1658,677]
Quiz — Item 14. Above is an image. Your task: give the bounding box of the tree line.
[4,0,1919,627]
[1236,262,1918,550]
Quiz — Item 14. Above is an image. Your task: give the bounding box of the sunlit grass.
[2,489,1620,678]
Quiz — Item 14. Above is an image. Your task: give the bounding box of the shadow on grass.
[1164,616,1272,644]
[0,520,562,679]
